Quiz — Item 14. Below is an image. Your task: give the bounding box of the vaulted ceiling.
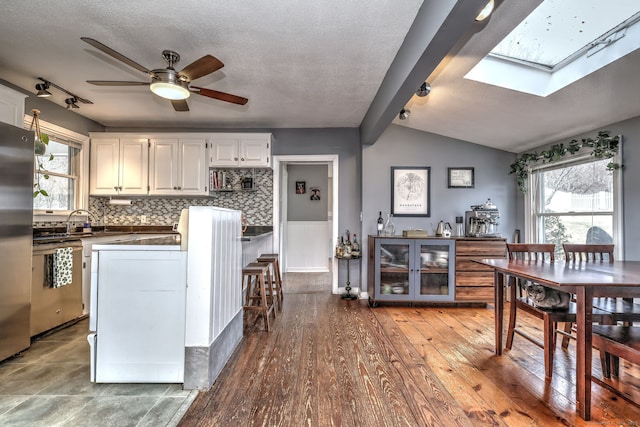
[1,1,638,153]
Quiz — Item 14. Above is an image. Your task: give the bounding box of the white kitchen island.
[89,207,243,390]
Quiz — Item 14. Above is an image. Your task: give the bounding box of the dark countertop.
[92,235,181,247]
[241,226,273,242]
[33,226,177,245]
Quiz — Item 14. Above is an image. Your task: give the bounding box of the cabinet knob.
[234,157,238,161]
[241,158,245,161]
[173,187,178,190]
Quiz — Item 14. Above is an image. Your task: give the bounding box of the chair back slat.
[562,244,614,263]
[506,243,555,262]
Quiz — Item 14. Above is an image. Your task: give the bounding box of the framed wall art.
[391,166,430,217]
[295,181,306,194]
[448,167,474,188]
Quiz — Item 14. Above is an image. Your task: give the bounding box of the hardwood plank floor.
[179,287,640,426]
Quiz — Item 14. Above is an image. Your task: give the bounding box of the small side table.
[336,255,361,300]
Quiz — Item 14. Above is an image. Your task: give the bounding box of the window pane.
[36,139,73,175]
[33,174,75,210]
[540,158,613,213]
[541,215,613,246]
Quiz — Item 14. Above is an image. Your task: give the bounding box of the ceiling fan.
[80,37,248,112]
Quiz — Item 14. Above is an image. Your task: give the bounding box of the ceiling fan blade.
[81,37,152,75]
[87,80,150,86]
[171,99,189,112]
[191,86,248,105]
[179,55,224,82]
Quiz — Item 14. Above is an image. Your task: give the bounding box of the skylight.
[465,0,640,96]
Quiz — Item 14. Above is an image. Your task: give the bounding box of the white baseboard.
[287,268,330,273]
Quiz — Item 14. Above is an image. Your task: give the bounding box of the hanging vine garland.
[509,130,622,193]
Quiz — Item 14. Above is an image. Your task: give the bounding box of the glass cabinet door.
[376,240,411,299]
[415,240,454,301]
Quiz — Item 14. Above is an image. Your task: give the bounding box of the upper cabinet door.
[209,139,240,166]
[239,138,270,167]
[149,139,179,195]
[118,138,149,195]
[90,138,120,195]
[178,139,207,195]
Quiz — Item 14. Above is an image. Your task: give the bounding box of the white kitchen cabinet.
[89,137,149,195]
[149,138,207,195]
[0,84,27,127]
[209,133,272,168]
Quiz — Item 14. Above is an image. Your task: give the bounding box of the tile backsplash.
[35,168,273,228]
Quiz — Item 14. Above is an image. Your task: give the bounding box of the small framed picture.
[391,166,430,217]
[295,181,306,194]
[310,187,320,200]
[448,167,474,188]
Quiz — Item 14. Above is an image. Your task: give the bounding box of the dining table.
[476,258,640,421]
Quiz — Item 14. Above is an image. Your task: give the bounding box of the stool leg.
[258,274,270,332]
[273,258,283,307]
[264,268,277,317]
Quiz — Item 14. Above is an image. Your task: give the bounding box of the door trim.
[273,155,339,294]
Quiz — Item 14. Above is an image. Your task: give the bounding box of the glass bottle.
[377,211,384,236]
[343,230,352,259]
[351,234,360,257]
[384,213,395,236]
[335,237,344,258]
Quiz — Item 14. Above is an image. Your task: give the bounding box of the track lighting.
[35,82,52,97]
[416,82,431,97]
[399,109,411,120]
[65,97,80,109]
[36,77,93,108]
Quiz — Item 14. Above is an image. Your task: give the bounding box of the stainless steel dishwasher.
[31,239,84,336]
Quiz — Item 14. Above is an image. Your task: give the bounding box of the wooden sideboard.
[454,238,507,302]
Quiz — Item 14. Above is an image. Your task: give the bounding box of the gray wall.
[514,114,640,260]
[287,164,328,221]
[362,124,518,286]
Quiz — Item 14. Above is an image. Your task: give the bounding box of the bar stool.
[242,262,275,331]
[257,253,283,310]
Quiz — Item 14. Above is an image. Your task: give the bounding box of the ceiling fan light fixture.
[416,82,431,97]
[35,83,52,97]
[399,109,411,120]
[475,0,494,21]
[150,69,190,100]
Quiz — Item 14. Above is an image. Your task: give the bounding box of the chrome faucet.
[66,209,96,233]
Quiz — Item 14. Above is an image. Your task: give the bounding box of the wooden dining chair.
[505,243,611,378]
[592,325,640,379]
[561,244,640,345]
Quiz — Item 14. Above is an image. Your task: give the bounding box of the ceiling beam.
[359,0,493,146]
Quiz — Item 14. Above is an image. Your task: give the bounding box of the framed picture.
[295,181,306,194]
[448,167,475,188]
[391,166,430,217]
[310,187,320,200]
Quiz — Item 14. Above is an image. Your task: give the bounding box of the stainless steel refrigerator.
[0,121,33,361]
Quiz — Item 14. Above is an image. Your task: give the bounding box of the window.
[526,154,622,258]
[27,117,87,212]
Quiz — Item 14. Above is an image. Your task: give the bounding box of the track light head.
[416,82,431,97]
[35,82,52,97]
[399,109,411,120]
[65,97,80,109]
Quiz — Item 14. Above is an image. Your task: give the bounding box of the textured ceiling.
[1,1,639,153]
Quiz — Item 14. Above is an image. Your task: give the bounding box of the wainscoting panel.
[286,221,329,272]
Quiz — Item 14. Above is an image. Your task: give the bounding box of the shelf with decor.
[209,168,257,193]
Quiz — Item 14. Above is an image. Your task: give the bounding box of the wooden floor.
[179,287,640,426]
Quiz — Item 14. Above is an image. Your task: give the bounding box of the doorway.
[272,155,339,294]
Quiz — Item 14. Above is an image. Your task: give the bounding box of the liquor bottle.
[377,211,384,235]
[335,237,344,258]
[351,234,360,257]
[343,230,352,258]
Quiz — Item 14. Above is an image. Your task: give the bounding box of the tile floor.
[0,319,197,427]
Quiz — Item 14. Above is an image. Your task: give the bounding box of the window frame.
[25,116,90,218]
[523,144,624,260]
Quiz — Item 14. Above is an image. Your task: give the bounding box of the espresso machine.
[465,199,501,237]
